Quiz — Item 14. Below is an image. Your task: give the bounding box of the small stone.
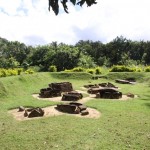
[78,105,87,111]
[18,106,25,112]
[24,110,28,117]
[80,110,89,116]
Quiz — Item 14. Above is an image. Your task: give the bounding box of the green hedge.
[0,68,35,77]
[64,67,101,74]
[0,68,23,77]
[110,65,137,72]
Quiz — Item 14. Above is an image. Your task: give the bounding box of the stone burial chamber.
[56,102,89,116]
[18,106,45,118]
[84,82,118,89]
[61,91,83,101]
[87,87,122,99]
[39,82,73,98]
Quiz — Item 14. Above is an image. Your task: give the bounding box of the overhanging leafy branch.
[48,0,97,15]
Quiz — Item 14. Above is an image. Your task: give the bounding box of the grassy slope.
[0,72,150,150]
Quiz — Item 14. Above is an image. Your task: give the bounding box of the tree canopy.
[48,0,97,15]
[1,36,150,70]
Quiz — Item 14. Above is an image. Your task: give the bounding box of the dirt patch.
[32,93,95,103]
[8,106,101,121]
[32,92,137,103]
[8,90,137,121]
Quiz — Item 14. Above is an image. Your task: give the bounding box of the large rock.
[39,82,73,98]
[49,82,73,92]
[56,102,89,115]
[88,87,122,99]
[81,110,89,116]
[56,104,80,114]
[115,79,135,84]
[62,91,83,101]
[28,107,45,118]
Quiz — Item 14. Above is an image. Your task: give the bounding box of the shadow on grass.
[140,94,150,101]
[144,103,150,109]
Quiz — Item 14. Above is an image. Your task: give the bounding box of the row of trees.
[0,36,150,71]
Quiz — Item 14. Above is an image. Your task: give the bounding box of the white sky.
[0,0,150,46]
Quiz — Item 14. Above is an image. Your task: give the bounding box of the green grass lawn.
[0,72,150,150]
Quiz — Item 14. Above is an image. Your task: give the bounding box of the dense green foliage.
[1,36,150,72]
[144,66,150,72]
[0,72,149,149]
[110,65,137,72]
[64,67,102,75]
[0,68,23,77]
[48,65,57,72]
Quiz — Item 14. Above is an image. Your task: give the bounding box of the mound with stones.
[9,81,137,121]
[56,102,89,115]
[39,82,73,98]
[9,104,101,121]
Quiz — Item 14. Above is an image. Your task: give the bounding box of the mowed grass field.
[0,72,150,150]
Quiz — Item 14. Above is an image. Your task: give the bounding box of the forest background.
[0,36,150,73]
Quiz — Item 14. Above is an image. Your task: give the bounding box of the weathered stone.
[88,87,122,99]
[49,82,73,92]
[61,91,83,101]
[24,110,28,117]
[78,105,87,111]
[87,88,102,94]
[96,93,100,98]
[84,84,98,88]
[69,102,87,111]
[26,108,34,112]
[98,82,118,88]
[125,78,136,82]
[127,93,134,98]
[40,88,47,93]
[115,79,133,84]
[39,88,61,98]
[98,83,107,87]
[28,108,44,118]
[68,91,83,99]
[56,102,89,115]
[56,104,80,114]
[69,102,83,106]
[39,82,73,98]
[107,82,118,88]
[18,106,25,112]
[80,110,89,116]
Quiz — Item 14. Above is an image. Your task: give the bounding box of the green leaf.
[70,0,76,5]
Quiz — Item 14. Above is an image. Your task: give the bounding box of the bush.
[145,66,150,72]
[25,69,34,74]
[17,68,23,75]
[7,69,18,76]
[49,65,57,72]
[136,68,142,72]
[0,68,26,78]
[29,66,41,72]
[86,69,95,74]
[64,69,72,72]
[95,67,101,74]
[0,68,23,77]
[109,65,136,72]
[72,67,85,72]
[0,69,7,77]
